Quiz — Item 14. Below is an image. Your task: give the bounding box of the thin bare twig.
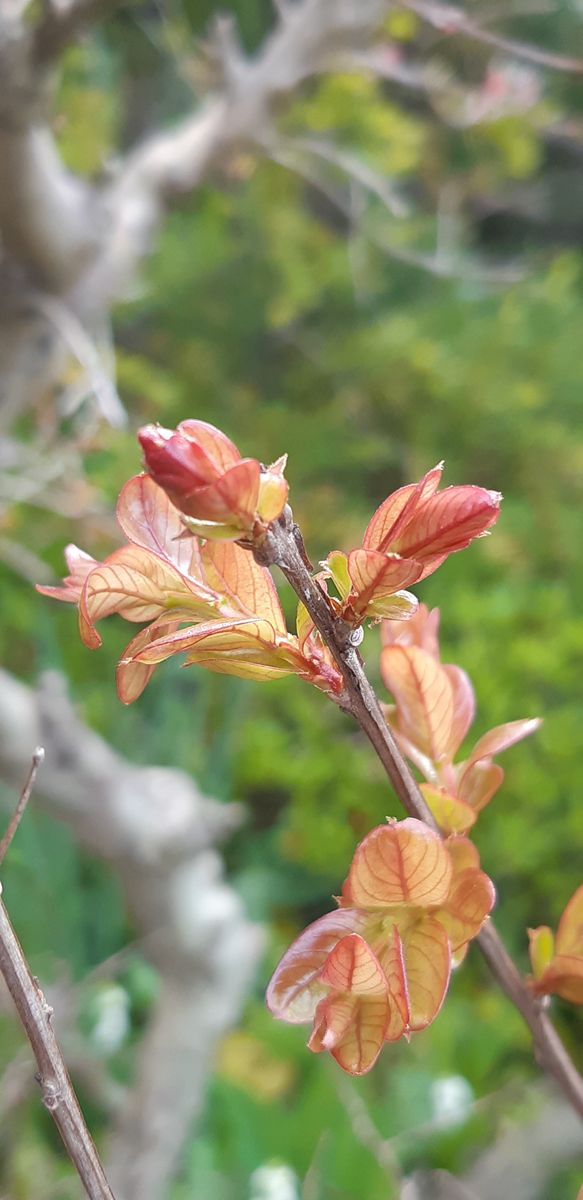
[0,747,44,866]
[402,0,583,74]
[0,755,116,1200]
[267,141,525,285]
[257,507,583,1123]
[32,294,127,429]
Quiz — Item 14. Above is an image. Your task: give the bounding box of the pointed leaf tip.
[319,934,387,996]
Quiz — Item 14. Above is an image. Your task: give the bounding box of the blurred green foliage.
[1,3,582,1197]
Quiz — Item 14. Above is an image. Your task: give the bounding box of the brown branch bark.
[0,761,116,1199]
[0,747,43,865]
[0,902,116,1199]
[258,507,583,1123]
[0,669,263,1200]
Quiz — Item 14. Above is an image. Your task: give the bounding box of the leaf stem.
[260,508,583,1121]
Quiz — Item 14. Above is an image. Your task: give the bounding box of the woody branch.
[257,506,583,1122]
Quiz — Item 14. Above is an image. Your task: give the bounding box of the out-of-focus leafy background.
[0,2,582,1197]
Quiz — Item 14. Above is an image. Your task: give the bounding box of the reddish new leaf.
[345,819,453,909]
[201,540,286,632]
[116,619,180,704]
[381,644,454,762]
[457,761,505,812]
[309,992,389,1075]
[436,867,496,951]
[400,915,451,1030]
[267,909,367,1024]
[374,924,410,1040]
[463,718,541,773]
[442,665,476,759]
[116,474,199,576]
[178,419,241,471]
[134,617,302,682]
[363,465,444,554]
[319,934,388,996]
[79,545,217,650]
[529,890,583,1005]
[187,459,261,525]
[537,957,583,1005]
[346,549,422,620]
[381,603,441,659]
[392,485,501,561]
[556,885,583,957]
[36,544,98,604]
[446,837,481,874]
[309,994,354,1054]
[138,421,273,535]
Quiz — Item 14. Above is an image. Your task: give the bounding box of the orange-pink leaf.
[363,465,444,554]
[36,544,98,604]
[116,474,198,576]
[463,718,541,773]
[374,924,410,1040]
[392,485,501,560]
[446,837,481,875]
[457,761,504,812]
[442,665,475,758]
[420,784,477,836]
[178,419,241,471]
[556,885,583,957]
[134,617,301,682]
[400,915,451,1030]
[266,909,367,1024]
[437,867,496,951]
[79,545,215,649]
[189,459,260,524]
[319,934,387,996]
[309,993,389,1074]
[380,645,454,762]
[381,603,441,659]
[309,994,354,1053]
[201,540,286,632]
[116,620,180,704]
[537,957,583,1005]
[345,819,453,909]
[346,549,422,618]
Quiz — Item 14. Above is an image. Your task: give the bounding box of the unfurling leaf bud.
[138,420,287,540]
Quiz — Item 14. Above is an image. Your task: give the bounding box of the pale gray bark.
[0,0,392,416]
